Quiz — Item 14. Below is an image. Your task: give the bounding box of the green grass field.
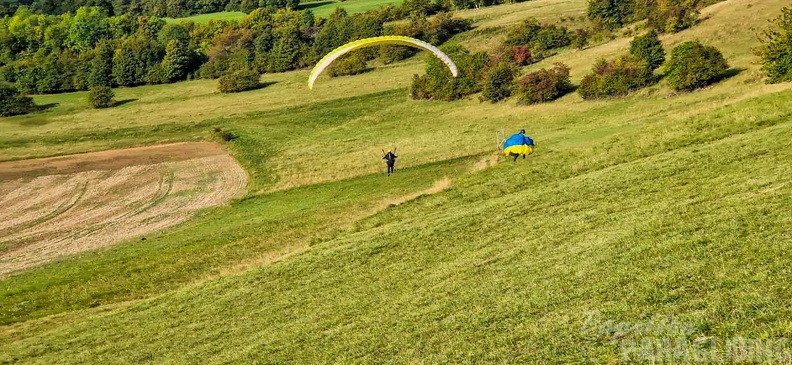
[302,0,403,17]
[164,11,247,24]
[1,0,791,362]
[164,0,402,23]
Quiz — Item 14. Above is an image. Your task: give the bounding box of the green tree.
[158,23,190,45]
[165,0,187,18]
[108,13,137,39]
[66,7,109,51]
[481,61,518,103]
[42,14,72,50]
[161,39,190,82]
[665,40,728,91]
[112,38,138,86]
[0,82,36,116]
[136,16,165,39]
[410,45,489,101]
[35,51,67,93]
[629,30,665,71]
[587,0,633,29]
[87,85,115,108]
[89,40,114,87]
[73,51,94,90]
[266,24,301,72]
[755,7,792,84]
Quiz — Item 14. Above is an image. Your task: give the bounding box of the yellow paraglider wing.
[308,36,459,89]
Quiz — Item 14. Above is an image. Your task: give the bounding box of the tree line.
[0,0,536,18]
[0,0,298,18]
[0,0,470,95]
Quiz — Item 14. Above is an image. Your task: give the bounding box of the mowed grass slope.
[1,0,791,362]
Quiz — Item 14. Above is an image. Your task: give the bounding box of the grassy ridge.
[1,0,791,362]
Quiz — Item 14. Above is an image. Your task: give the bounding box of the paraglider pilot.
[503,129,535,162]
[383,149,398,176]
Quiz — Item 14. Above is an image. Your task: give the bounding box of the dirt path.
[0,143,247,277]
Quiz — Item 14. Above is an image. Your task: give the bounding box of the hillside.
[1,0,791,363]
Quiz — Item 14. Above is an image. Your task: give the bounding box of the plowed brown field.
[0,142,247,277]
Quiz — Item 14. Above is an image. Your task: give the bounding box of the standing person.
[503,129,535,161]
[383,149,398,176]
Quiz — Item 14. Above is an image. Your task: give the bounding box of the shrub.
[0,82,36,117]
[217,69,261,93]
[87,86,115,108]
[629,30,665,71]
[424,13,472,45]
[571,28,590,50]
[410,45,489,101]
[380,45,416,64]
[579,55,652,99]
[515,63,574,104]
[665,41,728,91]
[511,46,532,65]
[647,1,699,33]
[481,61,518,103]
[533,24,571,50]
[505,18,571,51]
[328,52,370,77]
[755,7,792,84]
[587,0,634,30]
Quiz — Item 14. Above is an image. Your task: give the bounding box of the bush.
[88,86,116,108]
[511,46,532,65]
[578,55,652,99]
[629,30,665,71]
[328,52,370,77]
[410,45,489,101]
[0,82,36,117]
[505,18,571,51]
[587,0,634,30]
[755,7,792,84]
[665,41,729,91]
[571,28,590,50]
[379,45,416,64]
[533,24,571,50]
[647,2,699,33]
[481,61,518,103]
[515,63,574,104]
[217,69,261,93]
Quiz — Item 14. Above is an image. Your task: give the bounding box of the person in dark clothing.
[383,149,398,176]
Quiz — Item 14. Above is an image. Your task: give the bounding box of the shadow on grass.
[36,103,59,112]
[113,98,138,107]
[247,81,277,92]
[716,67,746,83]
[19,118,50,126]
[299,1,334,10]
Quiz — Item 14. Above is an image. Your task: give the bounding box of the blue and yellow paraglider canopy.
[502,130,534,157]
